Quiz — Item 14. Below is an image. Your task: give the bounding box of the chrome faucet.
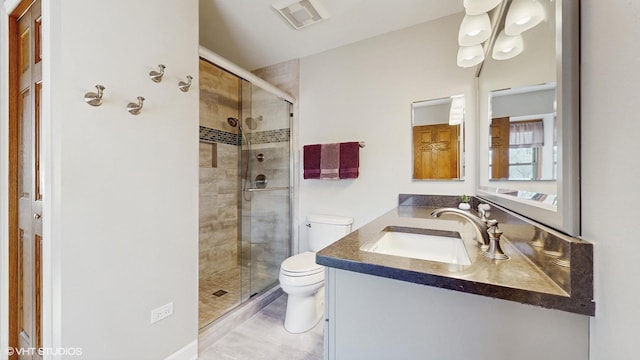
[431,207,509,260]
[431,208,490,248]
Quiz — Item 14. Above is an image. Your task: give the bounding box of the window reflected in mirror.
[411,96,465,180]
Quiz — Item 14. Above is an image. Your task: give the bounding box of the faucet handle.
[483,221,509,260]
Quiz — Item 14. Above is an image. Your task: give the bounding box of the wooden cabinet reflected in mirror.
[413,124,459,179]
[411,96,464,181]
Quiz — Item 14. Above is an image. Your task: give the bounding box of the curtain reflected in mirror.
[411,96,465,180]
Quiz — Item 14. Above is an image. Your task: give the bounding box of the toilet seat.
[280,251,323,277]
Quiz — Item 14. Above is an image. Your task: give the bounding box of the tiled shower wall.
[199,59,241,277]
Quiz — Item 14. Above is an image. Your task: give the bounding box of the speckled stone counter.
[316,195,595,316]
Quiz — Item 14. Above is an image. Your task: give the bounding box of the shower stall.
[198,56,293,329]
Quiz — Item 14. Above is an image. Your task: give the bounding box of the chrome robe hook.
[84,85,106,106]
[178,75,193,92]
[149,64,166,83]
[127,96,145,115]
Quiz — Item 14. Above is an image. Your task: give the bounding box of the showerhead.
[228,117,248,145]
[227,117,239,128]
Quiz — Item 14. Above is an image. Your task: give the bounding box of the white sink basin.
[360,228,471,265]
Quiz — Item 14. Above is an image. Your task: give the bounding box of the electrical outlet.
[150,302,173,324]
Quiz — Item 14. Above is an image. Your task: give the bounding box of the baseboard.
[165,340,198,360]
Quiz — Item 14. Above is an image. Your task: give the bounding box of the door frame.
[1,0,55,357]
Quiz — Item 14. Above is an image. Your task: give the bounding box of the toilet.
[279,214,353,333]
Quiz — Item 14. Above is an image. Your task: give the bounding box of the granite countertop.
[316,206,595,316]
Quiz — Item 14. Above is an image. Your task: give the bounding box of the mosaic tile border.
[250,128,291,144]
[199,126,290,146]
[200,126,240,145]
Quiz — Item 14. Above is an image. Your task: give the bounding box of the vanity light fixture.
[458,13,492,46]
[463,0,503,15]
[492,30,524,60]
[457,44,485,68]
[449,95,465,125]
[504,0,545,35]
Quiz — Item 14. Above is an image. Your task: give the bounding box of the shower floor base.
[199,265,276,328]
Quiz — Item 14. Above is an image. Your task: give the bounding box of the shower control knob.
[306,224,311,228]
[33,213,41,220]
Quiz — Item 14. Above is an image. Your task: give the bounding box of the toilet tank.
[307,214,353,252]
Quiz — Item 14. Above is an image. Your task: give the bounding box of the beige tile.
[199,60,241,130]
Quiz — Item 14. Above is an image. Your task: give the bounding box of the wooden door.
[10,1,43,359]
[412,124,459,179]
[490,117,510,179]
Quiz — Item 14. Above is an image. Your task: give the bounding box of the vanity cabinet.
[324,268,588,360]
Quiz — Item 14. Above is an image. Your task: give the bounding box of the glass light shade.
[504,0,545,35]
[457,45,485,68]
[449,95,465,125]
[458,13,491,46]
[463,0,503,15]
[492,30,524,60]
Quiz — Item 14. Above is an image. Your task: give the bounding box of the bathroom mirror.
[411,96,465,180]
[476,0,580,235]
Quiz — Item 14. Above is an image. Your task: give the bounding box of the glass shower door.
[240,81,292,300]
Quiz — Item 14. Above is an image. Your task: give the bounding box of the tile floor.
[198,295,324,360]
[200,265,277,328]
[200,267,243,328]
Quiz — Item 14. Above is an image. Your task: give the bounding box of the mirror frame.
[476,0,580,236]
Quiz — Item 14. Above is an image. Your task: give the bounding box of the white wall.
[45,1,199,359]
[582,1,640,358]
[412,100,451,126]
[298,13,476,250]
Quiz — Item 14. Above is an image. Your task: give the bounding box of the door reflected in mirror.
[412,96,464,180]
[489,83,556,181]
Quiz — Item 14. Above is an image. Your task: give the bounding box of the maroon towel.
[320,143,340,179]
[303,144,321,179]
[339,142,360,179]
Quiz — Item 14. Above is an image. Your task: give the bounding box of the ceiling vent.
[272,0,330,30]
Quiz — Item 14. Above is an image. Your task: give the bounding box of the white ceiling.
[199,0,464,70]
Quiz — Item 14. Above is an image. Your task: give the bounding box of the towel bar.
[247,187,290,192]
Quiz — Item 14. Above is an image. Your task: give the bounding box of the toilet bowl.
[279,251,325,333]
[279,214,353,333]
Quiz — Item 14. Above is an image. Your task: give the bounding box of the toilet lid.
[281,252,323,274]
